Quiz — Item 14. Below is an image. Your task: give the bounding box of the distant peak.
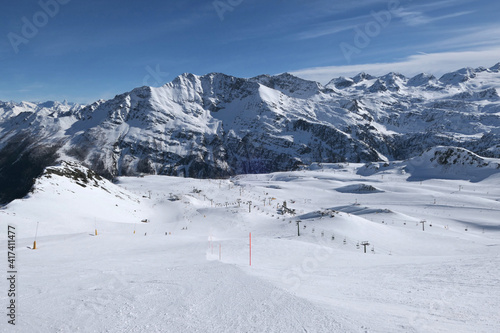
[39,101,58,108]
[367,79,388,93]
[381,72,406,79]
[352,72,375,83]
[380,72,407,89]
[250,74,272,80]
[490,62,500,72]
[327,76,354,89]
[407,73,436,87]
[204,72,236,79]
[250,72,323,97]
[177,72,200,80]
[169,73,203,88]
[439,67,477,85]
[255,72,317,84]
[275,72,302,79]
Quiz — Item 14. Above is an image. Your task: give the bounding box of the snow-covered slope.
[1,162,499,332]
[1,161,146,235]
[1,64,500,203]
[358,146,500,182]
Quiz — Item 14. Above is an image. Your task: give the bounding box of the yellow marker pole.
[33,222,39,250]
[95,229,98,236]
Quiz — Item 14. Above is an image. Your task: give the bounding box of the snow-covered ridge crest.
[39,161,107,189]
[32,161,141,202]
[358,146,500,182]
[2,160,146,236]
[406,146,500,182]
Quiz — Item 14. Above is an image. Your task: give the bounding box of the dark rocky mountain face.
[1,64,500,203]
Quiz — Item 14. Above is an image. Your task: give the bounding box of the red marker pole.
[249,232,252,266]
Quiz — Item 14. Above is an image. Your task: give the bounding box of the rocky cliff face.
[1,64,500,202]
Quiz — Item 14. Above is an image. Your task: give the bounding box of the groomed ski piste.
[1,154,500,332]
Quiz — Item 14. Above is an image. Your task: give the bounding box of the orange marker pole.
[249,232,252,266]
[33,222,39,250]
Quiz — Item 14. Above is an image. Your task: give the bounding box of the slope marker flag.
[33,221,39,250]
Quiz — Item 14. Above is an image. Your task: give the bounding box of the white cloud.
[296,23,357,40]
[420,26,500,51]
[398,10,474,26]
[289,48,500,84]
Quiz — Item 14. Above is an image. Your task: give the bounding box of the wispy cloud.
[403,0,472,12]
[392,0,476,26]
[290,47,500,83]
[416,25,500,52]
[398,9,475,26]
[293,0,475,40]
[290,0,402,40]
[296,24,356,40]
[294,15,367,40]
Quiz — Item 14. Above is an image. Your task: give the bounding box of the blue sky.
[1,0,499,103]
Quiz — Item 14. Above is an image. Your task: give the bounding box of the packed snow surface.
[1,162,500,332]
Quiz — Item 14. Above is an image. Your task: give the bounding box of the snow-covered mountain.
[1,64,500,203]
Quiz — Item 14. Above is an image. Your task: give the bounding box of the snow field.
[1,163,500,332]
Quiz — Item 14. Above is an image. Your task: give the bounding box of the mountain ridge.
[1,63,500,203]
